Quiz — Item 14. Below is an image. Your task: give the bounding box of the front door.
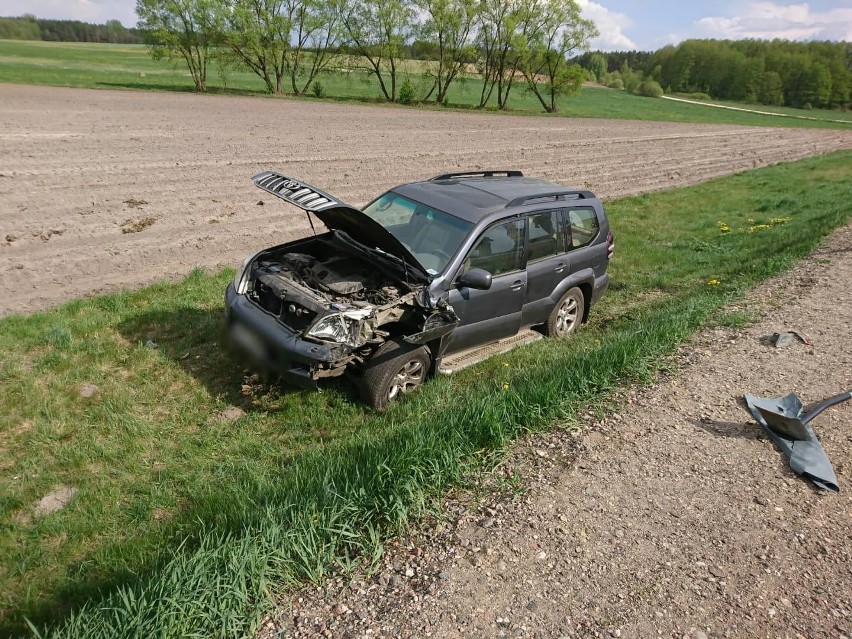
[446,219,526,352]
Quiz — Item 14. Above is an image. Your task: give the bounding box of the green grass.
[0,39,850,129]
[1,151,850,637]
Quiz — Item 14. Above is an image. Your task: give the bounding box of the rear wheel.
[544,287,584,337]
[361,338,430,409]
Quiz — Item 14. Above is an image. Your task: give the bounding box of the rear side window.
[567,207,599,248]
[527,210,562,261]
[466,219,525,276]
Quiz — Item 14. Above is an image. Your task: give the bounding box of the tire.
[360,338,431,409]
[544,287,584,337]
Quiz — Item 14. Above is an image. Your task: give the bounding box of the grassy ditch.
[1,39,850,129]
[1,151,850,636]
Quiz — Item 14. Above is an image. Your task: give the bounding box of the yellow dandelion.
[502,382,510,390]
[707,279,720,286]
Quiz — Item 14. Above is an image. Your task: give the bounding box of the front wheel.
[360,338,431,409]
[544,287,584,337]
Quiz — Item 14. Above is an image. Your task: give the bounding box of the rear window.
[567,207,599,248]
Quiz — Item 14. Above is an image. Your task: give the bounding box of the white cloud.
[576,0,638,51]
[0,0,137,26]
[695,2,852,41]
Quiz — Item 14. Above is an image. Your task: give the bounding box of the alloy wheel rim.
[388,359,425,400]
[556,297,579,335]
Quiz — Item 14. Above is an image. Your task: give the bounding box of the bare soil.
[270,224,852,639]
[1,84,850,317]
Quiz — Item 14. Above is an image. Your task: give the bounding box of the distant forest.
[0,15,142,44]
[574,40,851,109]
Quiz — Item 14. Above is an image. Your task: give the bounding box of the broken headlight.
[304,309,372,347]
[233,252,260,295]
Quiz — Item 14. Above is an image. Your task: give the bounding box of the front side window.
[567,207,599,248]
[465,219,525,276]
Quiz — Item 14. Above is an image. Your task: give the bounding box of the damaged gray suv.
[225,170,613,408]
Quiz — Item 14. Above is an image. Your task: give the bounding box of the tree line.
[0,15,143,43]
[577,40,851,109]
[6,7,848,112]
[135,0,597,112]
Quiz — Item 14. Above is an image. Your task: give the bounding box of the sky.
[0,0,849,50]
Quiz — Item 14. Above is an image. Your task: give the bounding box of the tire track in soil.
[1,84,850,317]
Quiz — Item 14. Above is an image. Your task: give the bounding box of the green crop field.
[1,151,850,637]
[0,39,850,129]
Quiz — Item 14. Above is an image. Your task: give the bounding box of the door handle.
[554,262,565,273]
[510,280,524,291]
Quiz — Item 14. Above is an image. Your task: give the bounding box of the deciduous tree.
[286,0,345,95]
[517,0,596,113]
[214,0,290,94]
[417,0,478,104]
[475,0,524,110]
[137,0,217,91]
[341,0,414,102]
[586,52,606,83]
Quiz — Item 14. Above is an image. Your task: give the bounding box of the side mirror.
[457,268,492,290]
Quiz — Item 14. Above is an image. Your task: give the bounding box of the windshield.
[362,192,472,275]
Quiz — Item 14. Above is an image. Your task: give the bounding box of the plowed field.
[1,84,849,316]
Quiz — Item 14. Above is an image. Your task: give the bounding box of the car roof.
[392,173,597,224]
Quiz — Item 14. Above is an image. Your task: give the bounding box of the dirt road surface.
[1,84,850,317]
[272,223,852,639]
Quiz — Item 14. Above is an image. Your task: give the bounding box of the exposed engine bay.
[262,252,404,304]
[244,235,458,367]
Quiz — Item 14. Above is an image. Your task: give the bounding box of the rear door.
[523,209,567,324]
[446,219,526,352]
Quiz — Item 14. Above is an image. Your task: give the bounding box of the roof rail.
[505,190,595,208]
[430,169,523,181]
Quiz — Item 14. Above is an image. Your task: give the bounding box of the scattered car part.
[771,331,813,348]
[743,390,851,492]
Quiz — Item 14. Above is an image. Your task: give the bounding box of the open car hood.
[253,171,428,280]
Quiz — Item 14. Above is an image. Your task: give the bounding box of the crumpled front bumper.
[225,284,349,389]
